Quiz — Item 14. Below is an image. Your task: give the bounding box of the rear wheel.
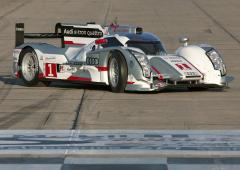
[19,48,39,86]
[108,52,128,93]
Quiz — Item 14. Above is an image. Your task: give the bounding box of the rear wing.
[15,22,106,48]
[108,24,143,35]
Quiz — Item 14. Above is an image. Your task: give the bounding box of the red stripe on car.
[64,41,84,46]
[175,64,184,70]
[127,81,135,84]
[15,71,20,78]
[96,66,108,71]
[67,76,91,82]
[151,66,164,80]
[38,73,44,79]
[182,63,192,70]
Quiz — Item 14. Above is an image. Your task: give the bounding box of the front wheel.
[108,52,128,93]
[19,48,40,86]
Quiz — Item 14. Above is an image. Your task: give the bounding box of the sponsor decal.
[45,56,56,60]
[68,61,84,65]
[86,57,99,65]
[162,56,180,60]
[58,65,77,73]
[86,54,100,66]
[62,26,103,38]
[45,63,57,77]
[184,72,199,76]
[170,59,182,62]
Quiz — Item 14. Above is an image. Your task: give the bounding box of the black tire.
[19,47,39,86]
[108,51,128,93]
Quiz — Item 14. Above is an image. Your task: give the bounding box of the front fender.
[88,47,146,85]
[176,45,225,85]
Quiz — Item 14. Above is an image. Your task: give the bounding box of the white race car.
[13,22,233,92]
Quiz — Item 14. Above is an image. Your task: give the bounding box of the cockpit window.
[101,37,123,48]
[127,41,166,55]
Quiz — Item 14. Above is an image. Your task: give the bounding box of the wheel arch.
[18,46,36,66]
[18,46,41,86]
[17,45,47,80]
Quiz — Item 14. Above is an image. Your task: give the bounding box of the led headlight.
[206,49,226,76]
[129,50,151,78]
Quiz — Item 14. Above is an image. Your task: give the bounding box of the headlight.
[129,50,151,78]
[206,49,226,76]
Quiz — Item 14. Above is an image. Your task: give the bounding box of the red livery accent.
[127,81,135,84]
[96,66,108,71]
[175,63,193,70]
[151,66,164,80]
[182,63,191,70]
[64,41,84,46]
[15,71,20,78]
[45,63,57,77]
[67,76,91,82]
[95,38,108,45]
[38,73,44,79]
[175,64,184,70]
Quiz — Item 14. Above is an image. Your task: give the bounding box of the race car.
[12,22,233,92]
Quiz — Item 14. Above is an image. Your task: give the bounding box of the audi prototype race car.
[13,22,233,92]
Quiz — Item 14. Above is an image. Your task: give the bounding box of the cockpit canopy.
[123,32,166,55]
[100,32,167,55]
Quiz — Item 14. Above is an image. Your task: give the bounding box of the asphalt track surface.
[0,0,240,131]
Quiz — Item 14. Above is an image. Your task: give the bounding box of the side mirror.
[179,37,189,46]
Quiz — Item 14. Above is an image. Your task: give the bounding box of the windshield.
[127,41,166,55]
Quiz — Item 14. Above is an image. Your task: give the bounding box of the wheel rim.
[21,53,38,81]
[109,58,119,88]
